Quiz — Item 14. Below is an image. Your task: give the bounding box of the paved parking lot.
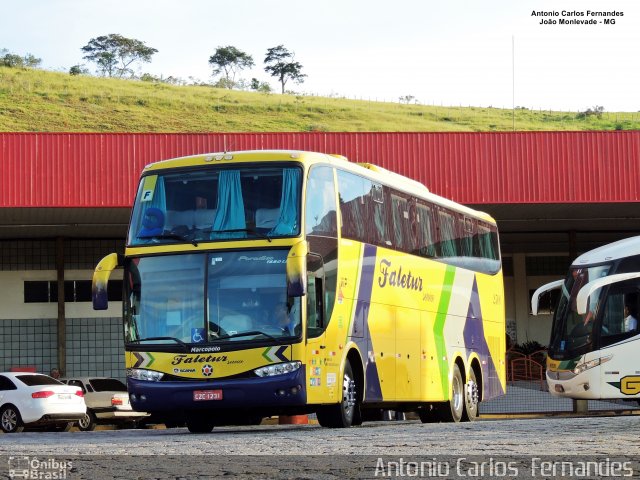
[1,415,638,479]
[1,414,638,456]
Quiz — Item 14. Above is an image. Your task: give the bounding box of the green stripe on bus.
[434,266,456,396]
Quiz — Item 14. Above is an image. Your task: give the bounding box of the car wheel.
[1,405,25,433]
[78,411,97,431]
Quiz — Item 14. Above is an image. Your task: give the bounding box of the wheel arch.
[468,356,483,400]
[345,346,365,404]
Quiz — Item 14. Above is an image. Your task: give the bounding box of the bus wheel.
[440,364,464,423]
[317,361,358,428]
[463,367,479,421]
[186,417,214,433]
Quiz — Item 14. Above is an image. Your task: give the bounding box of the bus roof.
[143,149,496,224]
[573,236,640,266]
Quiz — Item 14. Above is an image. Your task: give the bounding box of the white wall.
[0,270,122,320]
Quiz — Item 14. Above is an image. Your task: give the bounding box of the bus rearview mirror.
[92,253,121,310]
[286,241,308,297]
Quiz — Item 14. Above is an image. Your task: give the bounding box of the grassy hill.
[1,67,639,132]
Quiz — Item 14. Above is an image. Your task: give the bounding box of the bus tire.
[316,361,358,428]
[440,363,464,423]
[463,367,480,421]
[186,417,214,433]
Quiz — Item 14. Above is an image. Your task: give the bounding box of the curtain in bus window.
[438,211,458,257]
[210,170,246,239]
[460,218,473,257]
[270,168,300,236]
[363,181,386,246]
[391,195,407,251]
[477,226,497,260]
[416,205,436,257]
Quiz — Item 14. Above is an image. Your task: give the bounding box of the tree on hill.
[208,46,254,89]
[264,45,306,94]
[0,49,41,69]
[81,34,158,78]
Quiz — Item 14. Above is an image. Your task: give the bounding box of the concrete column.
[56,237,66,375]
[512,253,528,345]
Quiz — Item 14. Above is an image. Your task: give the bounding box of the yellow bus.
[92,150,506,432]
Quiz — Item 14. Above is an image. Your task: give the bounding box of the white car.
[62,377,148,430]
[0,372,86,433]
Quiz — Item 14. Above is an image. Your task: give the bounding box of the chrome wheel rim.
[342,372,356,416]
[78,413,91,429]
[2,409,17,432]
[452,374,463,414]
[466,379,479,411]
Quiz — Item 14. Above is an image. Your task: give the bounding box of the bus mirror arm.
[531,279,564,315]
[286,241,309,297]
[576,272,640,315]
[92,253,122,310]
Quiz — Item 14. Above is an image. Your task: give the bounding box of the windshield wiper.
[137,233,198,247]
[132,336,188,351]
[210,228,272,242]
[215,330,277,341]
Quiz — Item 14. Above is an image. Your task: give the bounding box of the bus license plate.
[193,390,223,401]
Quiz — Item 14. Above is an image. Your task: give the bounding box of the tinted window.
[0,375,17,391]
[337,170,367,241]
[16,374,63,386]
[89,378,127,392]
[391,194,409,251]
[437,210,458,257]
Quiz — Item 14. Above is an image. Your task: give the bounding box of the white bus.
[531,236,640,400]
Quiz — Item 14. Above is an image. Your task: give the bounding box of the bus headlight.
[572,355,612,375]
[255,361,302,377]
[128,368,164,381]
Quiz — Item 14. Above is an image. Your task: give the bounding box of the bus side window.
[306,166,338,338]
[306,254,325,338]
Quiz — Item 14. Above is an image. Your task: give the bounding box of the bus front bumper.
[127,368,307,412]
[546,369,600,399]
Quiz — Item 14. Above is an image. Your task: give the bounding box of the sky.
[1,0,639,111]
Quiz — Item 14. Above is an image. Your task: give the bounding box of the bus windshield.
[128,164,301,245]
[123,250,301,346]
[548,264,611,358]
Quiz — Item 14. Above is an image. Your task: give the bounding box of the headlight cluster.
[127,368,164,381]
[254,361,302,377]
[572,355,612,375]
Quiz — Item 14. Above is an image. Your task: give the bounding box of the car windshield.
[128,164,301,246]
[124,250,301,347]
[548,264,611,358]
[89,378,127,392]
[16,374,63,386]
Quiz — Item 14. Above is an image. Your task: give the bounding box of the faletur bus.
[92,150,506,432]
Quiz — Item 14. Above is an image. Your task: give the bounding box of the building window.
[24,280,123,303]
